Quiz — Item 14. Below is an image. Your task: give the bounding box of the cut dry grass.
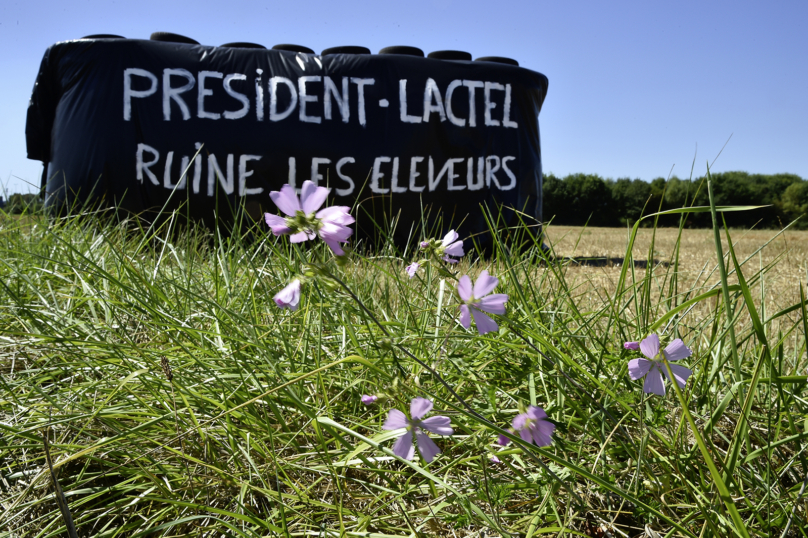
[543,225,808,353]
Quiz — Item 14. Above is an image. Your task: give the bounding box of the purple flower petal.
[661,363,693,389]
[392,429,415,460]
[471,308,499,335]
[405,263,420,278]
[442,255,459,264]
[663,339,692,361]
[420,415,453,436]
[264,213,292,235]
[317,205,355,225]
[443,240,464,258]
[383,409,408,430]
[530,422,554,447]
[457,276,472,302]
[269,184,301,216]
[300,180,329,214]
[519,424,534,444]
[441,230,459,245]
[289,231,314,243]
[322,238,346,256]
[526,406,548,421]
[268,224,293,236]
[640,334,661,361]
[512,407,555,447]
[420,240,430,249]
[628,358,652,380]
[264,213,286,228]
[643,367,666,396]
[410,397,433,420]
[459,304,471,329]
[415,430,441,462]
[497,433,510,446]
[490,455,501,464]
[360,395,377,405]
[533,417,556,447]
[624,341,640,350]
[478,294,508,315]
[472,270,499,299]
[274,279,301,311]
[319,221,353,243]
[536,417,556,437]
[511,408,555,447]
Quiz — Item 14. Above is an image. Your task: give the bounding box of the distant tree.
[541,173,565,224]
[649,177,666,208]
[634,177,667,225]
[543,173,614,226]
[661,176,712,227]
[609,178,652,225]
[542,171,805,229]
[781,181,808,229]
[703,171,801,228]
[664,176,690,208]
[750,173,803,227]
[4,193,44,215]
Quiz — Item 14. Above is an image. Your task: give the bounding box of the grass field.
[1,203,807,538]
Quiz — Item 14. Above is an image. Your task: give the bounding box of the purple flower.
[457,270,508,335]
[628,334,693,396]
[405,262,421,278]
[274,279,301,311]
[420,240,430,249]
[316,207,355,256]
[264,180,354,255]
[361,395,378,405]
[489,455,501,464]
[382,397,453,463]
[498,406,555,447]
[624,341,640,350]
[440,230,464,264]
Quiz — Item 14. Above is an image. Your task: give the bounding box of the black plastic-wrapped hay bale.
[475,56,519,66]
[81,34,126,40]
[221,42,267,50]
[26,38,548,247]
[149,32,199,45]
[321,46,370,56]
[428,50,472,61]
[272,44,314,54]
[379,45,424,57]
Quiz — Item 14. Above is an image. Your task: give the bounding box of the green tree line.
[4,171,808,229]
[0,193,44,215]
[543,171,808,229]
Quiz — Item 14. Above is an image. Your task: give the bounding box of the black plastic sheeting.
[27,38,548,244]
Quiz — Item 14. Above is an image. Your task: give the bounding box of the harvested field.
[542,225,808,353]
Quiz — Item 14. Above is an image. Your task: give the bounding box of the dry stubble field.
[541,225,808,349]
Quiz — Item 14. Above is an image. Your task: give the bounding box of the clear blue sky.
[2,0,806,194]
